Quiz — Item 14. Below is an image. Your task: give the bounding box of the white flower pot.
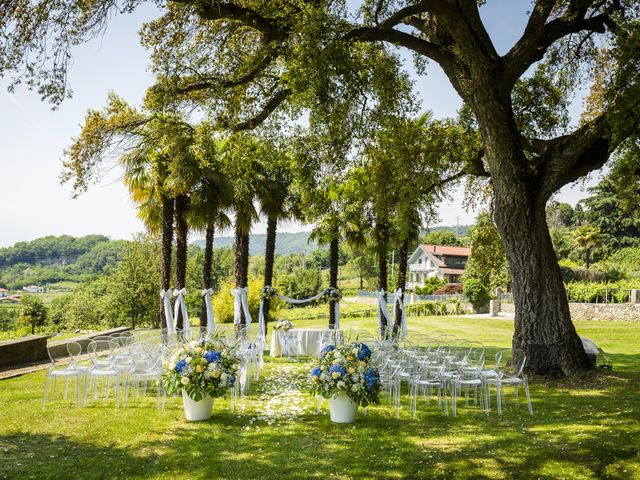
[329,393,358,423]
[182,390,214,421]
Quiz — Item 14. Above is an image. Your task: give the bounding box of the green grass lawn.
[0,316,639,480]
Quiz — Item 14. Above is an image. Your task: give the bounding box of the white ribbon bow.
[231,287,252,327]
[160,289,175,335]
[201,288,215,332]
[377,289,394,338]
[173,288,190,333]
[393,288,408,338]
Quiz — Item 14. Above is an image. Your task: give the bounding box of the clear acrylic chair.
[85,340,122,407]
[485,354,533,416]
[409,361,446,417]
[42,341,83,409]
[279,330,299,362]
[123,342,165,409]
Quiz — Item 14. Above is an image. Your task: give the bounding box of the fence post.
[631,290,640,304]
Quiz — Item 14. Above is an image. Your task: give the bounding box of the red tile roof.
[441,268,465,275]
[420,244,471,257]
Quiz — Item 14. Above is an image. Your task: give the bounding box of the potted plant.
[309,342,380,423]
[163,337,239,421]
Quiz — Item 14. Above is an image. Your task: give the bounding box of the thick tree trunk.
[262,215,277,335]
[200,224,214,327]
[468,81,590,375]
[174,194,189,331]
[234,221,250,330]
[328,237,339,329]
[394,237,409,335]
[585,248,591,270]
[160,195,174,330]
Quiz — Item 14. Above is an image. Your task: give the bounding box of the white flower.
[185,356,193,364]
[168,362,176,371]
[337,381,346,389]
[351,385,359,392]
[180,377,190,386]
[207,362,216,371]
[320,365,327,371]
[220,373,229,382]
[332,359,340,365]
[352,348,358,355]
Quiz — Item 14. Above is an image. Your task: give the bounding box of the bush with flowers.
[319,287,342,304]
[308,342,380,407]
[273,319,293,331]
[163,337,239,401]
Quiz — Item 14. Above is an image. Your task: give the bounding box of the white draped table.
[270,329,342,357]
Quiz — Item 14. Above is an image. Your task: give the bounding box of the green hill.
[192,231,316,256]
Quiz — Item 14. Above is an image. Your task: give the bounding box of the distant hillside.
[192,231,317,256]
[192,225,470,255]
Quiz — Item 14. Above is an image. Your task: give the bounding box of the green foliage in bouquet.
[309,342,380,407]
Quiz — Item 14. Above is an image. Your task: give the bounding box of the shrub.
[414,277,446,295]
[463,278,491,310]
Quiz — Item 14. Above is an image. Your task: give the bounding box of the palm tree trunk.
[200,224,214,327]
[375,221,389,338]
[174,194,189,331]
[328,237,339,329]
[160,195,174,329]
[394,237,409,335]
[234,220,250,330]
[585,248,591,270]
[262,215,277,336]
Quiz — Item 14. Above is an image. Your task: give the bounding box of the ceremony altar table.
[269,329,342,357]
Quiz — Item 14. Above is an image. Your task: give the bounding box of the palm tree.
[573,225,604,270]
[256,145,295,331]
[224,135,264,329]
[189,129,232,326]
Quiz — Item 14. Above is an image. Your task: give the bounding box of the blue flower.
[320,344,335,355]
[175,359,187,374]
[357,343,371,360]
[363,367,378,390]
[204,350,221,363]
[310,367,322,378]
[328,365,347,378]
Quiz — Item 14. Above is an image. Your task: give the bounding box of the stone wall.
[501,302,640,322]
[0,336,49,368]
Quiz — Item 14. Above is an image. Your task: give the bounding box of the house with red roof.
[407,244,471,289]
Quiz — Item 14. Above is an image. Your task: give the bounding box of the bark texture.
[262,215,278,335]
[174,194,189,331]
[200,225,214,327]
[234,221,250,329]
[328,237,339,329]
[394,238,409,335]
[160,195,174,330]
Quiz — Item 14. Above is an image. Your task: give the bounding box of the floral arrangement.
[308,342,380,407]
[273,319,293,331]
[163,337,239,401]
[261,285,278,300]
[320,287,342,303]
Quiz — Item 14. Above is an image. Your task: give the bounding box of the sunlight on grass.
[0,316,639,479]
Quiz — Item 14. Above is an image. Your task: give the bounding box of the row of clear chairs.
[42,327,266,410]
[372,334,533,418]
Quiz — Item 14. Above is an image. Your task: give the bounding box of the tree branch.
[227,88,292,131]
[504,1,618,86]
[178,0,288,39]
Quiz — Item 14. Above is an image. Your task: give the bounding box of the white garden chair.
[485,354,533,416]
[42,341,83,409]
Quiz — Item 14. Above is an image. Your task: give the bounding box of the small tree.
[19,295,47,335]
[573,226,605,270]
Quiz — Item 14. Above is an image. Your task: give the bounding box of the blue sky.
[0,1,599,247]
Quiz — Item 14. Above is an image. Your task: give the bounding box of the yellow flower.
[359,361,366,367]
[311,375,319,382]
[196,364,205,373]
[211,370,221,379]
[331,372,341,380]
[346,355,354,361]
[194,347,203,354]
[347,367,356,374]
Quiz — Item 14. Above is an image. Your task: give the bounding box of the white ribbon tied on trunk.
[173,288,190,333]
[377,289,393,336]
[201,288,215,332]
[231,287,252,328]
[393,288,408,338]
[160,289,175,335]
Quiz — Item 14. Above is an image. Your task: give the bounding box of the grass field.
[0,316,639,480]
